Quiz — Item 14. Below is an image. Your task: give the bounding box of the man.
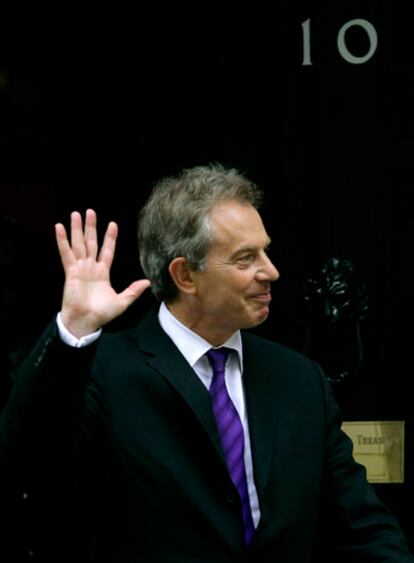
[0,164,412,562]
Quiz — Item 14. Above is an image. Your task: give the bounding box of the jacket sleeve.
[314,362,414,562]
[0,319,105,480]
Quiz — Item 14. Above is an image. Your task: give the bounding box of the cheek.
[200,270,252,304]
[233,272,255,293]
[227,280,254,307]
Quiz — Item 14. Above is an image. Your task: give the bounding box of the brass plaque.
[341,421,405,483]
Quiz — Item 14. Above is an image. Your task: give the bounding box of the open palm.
[55,209,150,338]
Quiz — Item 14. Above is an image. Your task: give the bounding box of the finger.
[84,208,98,259]
[118,279,151,309]
[97,221,118,269]
[70,211,87,259]
[55,223,76,269]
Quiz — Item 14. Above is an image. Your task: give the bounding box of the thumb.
[118,279,151,308]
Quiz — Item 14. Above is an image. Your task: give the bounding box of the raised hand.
[55,209,150,338]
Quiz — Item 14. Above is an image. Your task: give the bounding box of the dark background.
[1,0,413,559]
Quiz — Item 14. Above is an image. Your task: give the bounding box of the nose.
[256,253,280,282]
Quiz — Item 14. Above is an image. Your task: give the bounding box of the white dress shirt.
[57,304,261,527]
[158,303,260,527]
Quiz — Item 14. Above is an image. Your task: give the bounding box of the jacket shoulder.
[242,331,316,369]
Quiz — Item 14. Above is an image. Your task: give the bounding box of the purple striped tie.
[207,348,255,547]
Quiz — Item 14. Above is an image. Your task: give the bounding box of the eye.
[236,254,254,266]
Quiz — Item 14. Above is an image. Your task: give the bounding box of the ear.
[168,257,197,295]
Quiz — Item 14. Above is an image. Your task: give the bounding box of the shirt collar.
[158,302,243,370]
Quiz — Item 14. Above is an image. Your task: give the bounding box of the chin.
[243,312,269,330]
[254,308,270,325]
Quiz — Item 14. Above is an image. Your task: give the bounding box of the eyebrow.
[229,238,272,261]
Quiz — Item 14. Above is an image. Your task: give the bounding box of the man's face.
[189,200,279,345]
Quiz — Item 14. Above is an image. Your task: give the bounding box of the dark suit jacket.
[0,308,413,562]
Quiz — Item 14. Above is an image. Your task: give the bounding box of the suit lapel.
[131,311,283,501]
[132,309,226,465]
[242,334,284,500]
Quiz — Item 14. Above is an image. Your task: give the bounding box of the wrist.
[57,313,102,347]
[60,311,102,339]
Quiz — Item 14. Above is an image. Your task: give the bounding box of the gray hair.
[137,163,263,302]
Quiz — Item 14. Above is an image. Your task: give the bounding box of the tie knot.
[206,347,231,374]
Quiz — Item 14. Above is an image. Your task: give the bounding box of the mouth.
[249,292,272,304]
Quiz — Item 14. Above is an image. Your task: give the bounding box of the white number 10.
[302,18,378,66]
